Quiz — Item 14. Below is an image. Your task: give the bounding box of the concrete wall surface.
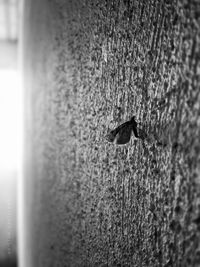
[22,0,200,266]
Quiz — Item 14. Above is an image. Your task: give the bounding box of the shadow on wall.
[0,257,17,267]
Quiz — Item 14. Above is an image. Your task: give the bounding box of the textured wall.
[23,0,200,266]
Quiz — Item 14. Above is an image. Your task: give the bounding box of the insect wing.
[132,125,139,138]
[116,123,132,145]
[105,123,127,143]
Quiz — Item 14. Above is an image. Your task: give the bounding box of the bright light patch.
[0,70,21,172]
[0,68,21,260]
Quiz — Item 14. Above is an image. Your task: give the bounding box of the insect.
[106,116,139,145]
